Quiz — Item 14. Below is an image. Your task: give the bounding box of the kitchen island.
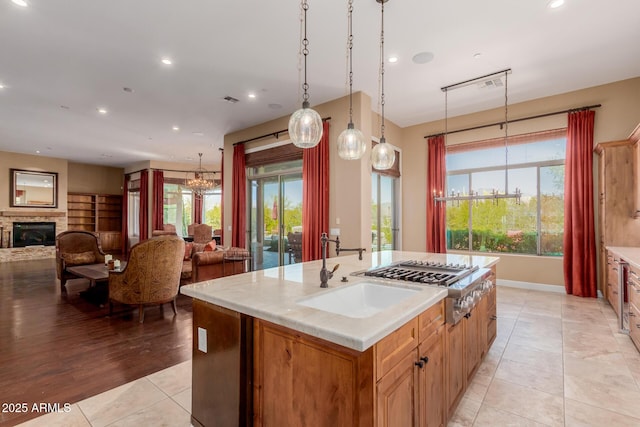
[181,250,499,427]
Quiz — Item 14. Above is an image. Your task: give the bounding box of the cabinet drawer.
[628,269,640,309]
[418,300,444,343]
[375,317,419,381]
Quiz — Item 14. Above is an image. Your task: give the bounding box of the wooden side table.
[222,252,252,276]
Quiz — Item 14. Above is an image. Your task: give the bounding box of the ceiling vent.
[223,96,239,103]
[476,77,504,89]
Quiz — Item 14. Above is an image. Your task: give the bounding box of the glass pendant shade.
[289,102,323,149]
[371,138,395,170]
[337,123,366,160]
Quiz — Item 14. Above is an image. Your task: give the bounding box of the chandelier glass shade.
[371,137,395,170]
[186,153,214,195]
[371,0,395,170]
[337,0,366,160]
[338,123,366,160]
[289,0,323,149]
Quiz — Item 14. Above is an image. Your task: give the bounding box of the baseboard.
[497,279,566,294]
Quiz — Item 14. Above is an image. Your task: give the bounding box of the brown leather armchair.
[108,235,185,323]
[56,230,106,293]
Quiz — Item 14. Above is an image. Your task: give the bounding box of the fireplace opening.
[13,222,56,247]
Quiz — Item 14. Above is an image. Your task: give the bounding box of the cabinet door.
[445,321,465,417]
[464,305,481,382]
[377,348,419,427]
[418,325,445,427]
[476,294,489,359]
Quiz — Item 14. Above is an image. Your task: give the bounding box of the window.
[163,182,222,236]
[445,129,566,256]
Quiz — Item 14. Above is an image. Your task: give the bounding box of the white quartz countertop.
[181,250,499,351]
[607,246,640,270]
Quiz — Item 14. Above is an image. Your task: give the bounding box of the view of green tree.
[204,206,221,229]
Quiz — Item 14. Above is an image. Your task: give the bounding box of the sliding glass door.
[372,173,398,252]
[248,160,303,270]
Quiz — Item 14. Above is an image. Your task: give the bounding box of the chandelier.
[186,153,214,195]
[288,0,323,149]
[337,0,366,160]
[370,0,396,170]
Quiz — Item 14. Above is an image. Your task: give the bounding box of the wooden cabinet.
[376,348,419,427]
[445,320,465,417]
[418,325,445,427]
[195,295,493,427]
[464,305,481,382]
[627,265,640,350]
[595,141,640,296]
[67,193,122,253]
[631,124,640,218]
[607,252,621,315]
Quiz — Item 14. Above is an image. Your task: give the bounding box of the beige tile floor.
[18,286,640,426]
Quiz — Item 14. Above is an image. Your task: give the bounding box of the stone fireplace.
[0,211,67,262]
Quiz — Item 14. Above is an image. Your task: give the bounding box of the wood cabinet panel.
[445,321,465,417]
[464,305,481,382]
[375,317,419,381]
[418,300,444,343]
[418,325,445,427]
[254,319,373,427]
[377,348,419,427]
[629,301,640,350]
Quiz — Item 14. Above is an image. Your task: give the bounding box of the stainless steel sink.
[296,281,421,318]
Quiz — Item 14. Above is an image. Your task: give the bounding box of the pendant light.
[337,0,366,160]
[288,0,323,149]
[371,0,395,170]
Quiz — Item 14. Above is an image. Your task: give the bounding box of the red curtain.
[303,121,330,261]
[563,110,597,297]
[122,174,130,255]
[220,148,224,246]
[194,194,203,224]
[232,145,246,248]
[152,170,164,231]
[427,135,447,253]
[139,169,149,241]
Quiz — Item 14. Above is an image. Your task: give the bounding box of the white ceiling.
[1,0,639,168]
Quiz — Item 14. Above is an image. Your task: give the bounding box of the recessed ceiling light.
[388,56,398,63]
[412,51,434,65]
[97,107,108,114]
[11,0,28,7]
[172,126,180,131]
[193,132,205,137]
[473,53,482,59]
[248,93,256,99]
[548,0,564,8]
[36,150,40,154]
[161,58,173,65]
[0,84,4,89]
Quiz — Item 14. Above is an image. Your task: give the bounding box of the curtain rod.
[423,104,601,139]
[125,167,221,176]
[233,116,331,146]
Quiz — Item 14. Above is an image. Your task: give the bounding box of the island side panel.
[191,300,253,427]
[253,319,374,427]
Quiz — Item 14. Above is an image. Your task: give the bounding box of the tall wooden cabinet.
[595,141,640,300]
[67,193,123,253]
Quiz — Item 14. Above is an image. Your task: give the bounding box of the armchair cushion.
[62,251,97,266]
[184,242,194,260]
[204,240,216,251]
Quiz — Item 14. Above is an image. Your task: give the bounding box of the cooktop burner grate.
[362,260,478,287]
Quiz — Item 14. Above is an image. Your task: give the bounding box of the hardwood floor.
[0,258,193,427]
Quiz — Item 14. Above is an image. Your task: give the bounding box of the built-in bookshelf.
[67,193,122,253]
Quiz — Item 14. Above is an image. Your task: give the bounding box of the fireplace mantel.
[0,211,66,217]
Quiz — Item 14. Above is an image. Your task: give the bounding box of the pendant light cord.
[504,70,509,193]
[379,0,386,141]
[347,0,354,123]
[301,0,310,106]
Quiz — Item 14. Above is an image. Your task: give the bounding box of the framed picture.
[10,169,58,208]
